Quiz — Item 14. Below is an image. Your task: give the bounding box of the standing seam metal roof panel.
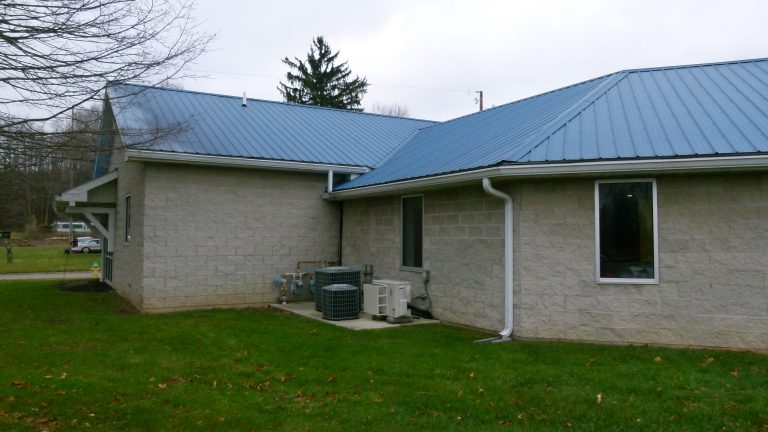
[107,84,436,168]
[338,57,768,190]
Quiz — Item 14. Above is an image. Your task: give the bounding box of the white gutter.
[126,150,370,174]
[475,178,513,343]
[327,154,768,199]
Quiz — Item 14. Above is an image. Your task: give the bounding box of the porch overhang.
[55,171,118,252]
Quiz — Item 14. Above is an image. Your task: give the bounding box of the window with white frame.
[595,179,658,283]
[124,194,132,243]
[401,195,423,269]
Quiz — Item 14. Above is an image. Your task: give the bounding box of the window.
[595,180,658,283]
[401,195,423,269]
[124,195,132,243]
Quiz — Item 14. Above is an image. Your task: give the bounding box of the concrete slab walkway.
[271,301,439,331]
[0,271,96,280]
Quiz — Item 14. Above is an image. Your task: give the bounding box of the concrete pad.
[271,301,439,330]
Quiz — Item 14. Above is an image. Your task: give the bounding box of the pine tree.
[278,36,369,110]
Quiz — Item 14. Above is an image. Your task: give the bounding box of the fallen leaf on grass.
[517,412,526,419]
[585,358,596,367]
[597,392,604,405]
[59,373,67,380]
[43,375,53,380]
[654,356,662,363]
[701,357,715,367]
[326,375,336,382]
[157,383,167,389]
[730,369,740,378]
[11,380,28,388]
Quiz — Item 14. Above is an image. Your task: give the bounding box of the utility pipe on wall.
[477,177,514,342]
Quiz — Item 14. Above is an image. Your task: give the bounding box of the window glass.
[597,181,656,281]
[402,196,423,268]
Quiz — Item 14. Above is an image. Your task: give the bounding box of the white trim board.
[56,171,118,205]
[126,150,370,174]
[327,154,768,199]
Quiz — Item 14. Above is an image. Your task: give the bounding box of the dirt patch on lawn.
[58,279,113,293]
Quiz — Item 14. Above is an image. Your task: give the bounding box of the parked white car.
[67,238,101,254]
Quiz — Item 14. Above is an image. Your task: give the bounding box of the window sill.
[400,266,425,273]
[597,278,659,285]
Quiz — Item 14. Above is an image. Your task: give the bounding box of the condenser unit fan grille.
[315,266,361,312]
[322,284,360,320]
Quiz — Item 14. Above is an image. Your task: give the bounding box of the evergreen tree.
[278,37,369,110]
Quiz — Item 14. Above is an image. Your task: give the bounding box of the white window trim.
[594,178,659,285]
[124,193,132,244]
[400,194,425,271]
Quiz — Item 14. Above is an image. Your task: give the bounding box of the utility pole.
[475,90,484,112]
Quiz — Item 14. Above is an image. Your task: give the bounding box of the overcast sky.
[182,0,768,121]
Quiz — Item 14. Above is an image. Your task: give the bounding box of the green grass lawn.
[0,246,99,274]
[0,281,766,431]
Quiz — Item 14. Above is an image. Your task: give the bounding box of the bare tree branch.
[0,0,213,168]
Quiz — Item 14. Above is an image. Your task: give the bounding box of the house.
[58,58,768,350]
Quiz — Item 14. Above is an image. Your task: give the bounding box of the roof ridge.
[620,56,768,74]
[502,71,630,162]
[110,83,438,124]
[420,71,621,128]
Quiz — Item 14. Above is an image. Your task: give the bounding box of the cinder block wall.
[138,164,339,312]
[342,185,506,331]
[515,174,768,350]
[111,160,145,306]
[342,173,768,350]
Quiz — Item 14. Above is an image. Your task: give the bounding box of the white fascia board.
[327,154,768,199]
[56,171,118,204]
[126,150,370,174]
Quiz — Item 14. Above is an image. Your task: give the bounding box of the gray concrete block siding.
[111,159,145,306]
[342,186,506,332]
[112,163,339,312]
[108,159,768,350]
[342,173,768,350]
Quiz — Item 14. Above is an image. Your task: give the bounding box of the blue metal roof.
[107,84,435,168]
[338,58,768,190]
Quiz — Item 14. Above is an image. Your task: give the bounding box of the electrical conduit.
[477,177,514,342]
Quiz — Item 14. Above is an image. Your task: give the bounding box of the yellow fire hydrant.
[90,261,101,278]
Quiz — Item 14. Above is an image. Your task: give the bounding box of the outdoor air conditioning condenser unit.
[373,279,412,324]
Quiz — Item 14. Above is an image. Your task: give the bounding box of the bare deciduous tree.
[0,0,212,168]
[369,102,410,118]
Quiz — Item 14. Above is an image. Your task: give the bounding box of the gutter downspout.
[476,177,513,343]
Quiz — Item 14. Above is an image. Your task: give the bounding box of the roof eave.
[125,150,370,174]
[326,154,768,200]
[56,171,119,204]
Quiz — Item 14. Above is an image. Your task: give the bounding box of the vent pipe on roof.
[242,92,247,107]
